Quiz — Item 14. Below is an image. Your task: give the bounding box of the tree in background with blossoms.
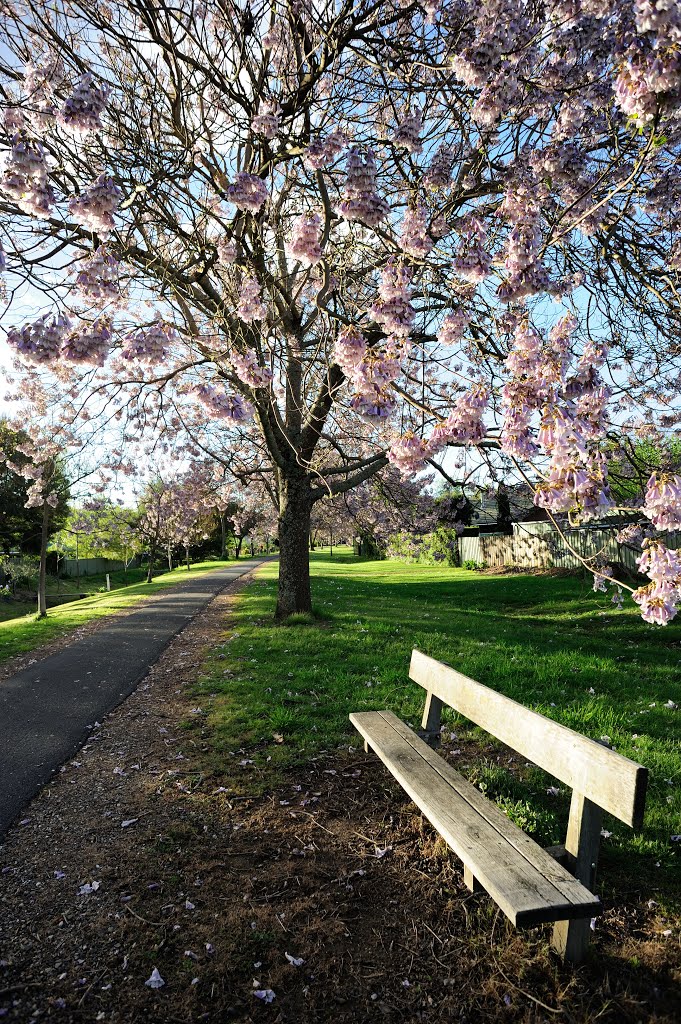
[0,420,69,555]
[1,1,681,620]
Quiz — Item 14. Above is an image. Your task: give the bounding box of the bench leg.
[551,918,590,964]
[551,790,602,964]
[363,740,371,754]
[463,865,483,893]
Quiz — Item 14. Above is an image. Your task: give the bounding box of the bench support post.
[463,865,483,893]
[420,691,443,746]
[551,790,603,964]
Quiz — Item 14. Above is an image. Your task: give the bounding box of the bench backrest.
[410,649,647,828]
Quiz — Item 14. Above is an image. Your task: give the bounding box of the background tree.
[0,420,69,554]
[2,1,681,621]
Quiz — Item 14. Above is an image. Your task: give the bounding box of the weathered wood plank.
[351,710,600,927]
[409,650,647,827]
[552,791,604,963]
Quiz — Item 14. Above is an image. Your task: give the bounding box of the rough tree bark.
[276,476,313,618]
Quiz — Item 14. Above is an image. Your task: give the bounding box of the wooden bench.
[350,649,648,963]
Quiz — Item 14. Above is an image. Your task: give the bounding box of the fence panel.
[458,526,680,572]
[61,557,124,577]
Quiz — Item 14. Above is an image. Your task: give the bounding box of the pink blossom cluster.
[392,108,423,154]
[472,72,520,126]
[6,312,71,364]
[333,325,367,378]
[68,174,122,235]
[351,339,407,393]
[226,173,268,213]
[61,318,112,365]
[23,54,65,127]
[437,310,470,347]
[251,101,281,139]
[192,383,254,423]
[369,262,415,337]
[237,275,267,322]
[423,145,454,190]
[616,523,645,545]
[534,443,613,522]
[216,237,237,265]
[3,108,24,132]
[497,178,549,302]
[614,45,681,124]
[451,1,529,88]
[25,54,65,101]
[286,212,323,266]
[428,387,489,451]
[58,73,110,134]
[231,348,273,388]
[388,433,431,477]
[399,204,433,258]
[261,22,292,73]
[388,388,488,478]
[120,321,175,364]
[453,215,491,283]
[333,326,406,401]
[633,539,681,625]
[643,472,681,530]
[0,134,55,219]
[350,389,397,420]
[529,143,605,236]
[303,131,347,170]
[337,149,389,228]
[499,316,614,520]
[74,246,122,304]
[635,0,681,40]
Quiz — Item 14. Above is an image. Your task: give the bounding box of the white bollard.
[106,573,111,592]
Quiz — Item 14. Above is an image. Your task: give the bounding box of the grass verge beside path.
[193,551,681,911]
[0,559,237,666]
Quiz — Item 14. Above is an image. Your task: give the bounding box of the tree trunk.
[220,513,227,559]
[147,543,156,583]
[276,478,312,618]
[37,500,50,618]
[235,537,243,558]
[186,545,190,570]
[167,541,173,571]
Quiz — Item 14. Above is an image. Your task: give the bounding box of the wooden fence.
[459,523,680,572]
[61,557,125,577]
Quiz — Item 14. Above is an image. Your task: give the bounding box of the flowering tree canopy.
[1,1,681,618]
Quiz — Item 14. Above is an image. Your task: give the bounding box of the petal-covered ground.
[1,565,679,1023]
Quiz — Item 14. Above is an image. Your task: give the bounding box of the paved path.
[0,560,265,836]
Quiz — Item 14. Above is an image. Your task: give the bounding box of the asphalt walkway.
[0,560,265,836]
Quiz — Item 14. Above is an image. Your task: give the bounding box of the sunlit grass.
[193,550,681,909]
[0,559,236,664]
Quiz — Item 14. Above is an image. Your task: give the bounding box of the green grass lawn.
[46,565,163,596]
[0,559,236,664]
[192,551,681,910]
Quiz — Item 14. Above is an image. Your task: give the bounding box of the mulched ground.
[1,578,679,1024]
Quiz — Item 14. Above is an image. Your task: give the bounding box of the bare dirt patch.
[1,580,679,1024]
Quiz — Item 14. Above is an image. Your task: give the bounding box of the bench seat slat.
[351,709,601,927]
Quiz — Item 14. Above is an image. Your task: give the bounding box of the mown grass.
[0,559,236,665]
[193,549,681,909]
[46,565,162,596]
